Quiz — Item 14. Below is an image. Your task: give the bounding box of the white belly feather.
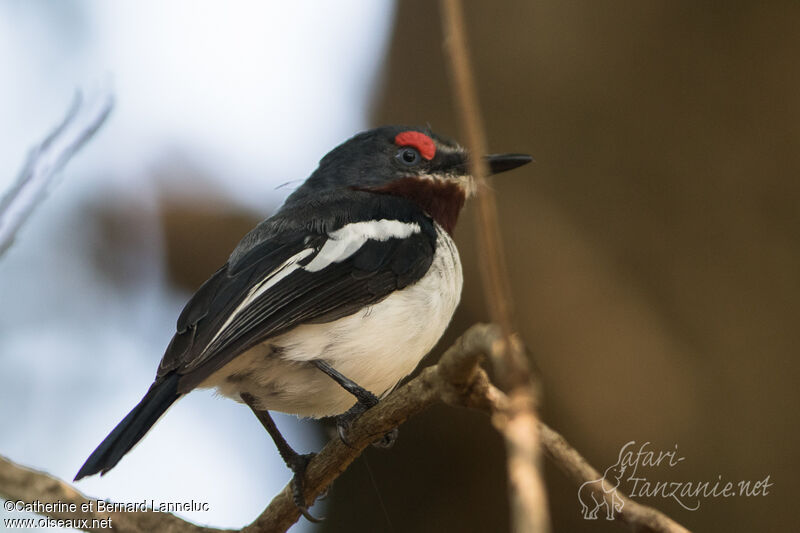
[206,225,462,418]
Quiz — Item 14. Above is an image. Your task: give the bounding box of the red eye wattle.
[394,131,436,160]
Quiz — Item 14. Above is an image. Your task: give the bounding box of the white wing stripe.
[204,219,420,351]
[304,219,420,272]
[205,248,315,351]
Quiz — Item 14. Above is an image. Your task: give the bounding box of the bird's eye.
[396,147,421,166]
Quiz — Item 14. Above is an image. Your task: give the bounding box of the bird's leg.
[240,393,322,523]
[312,360,398,448]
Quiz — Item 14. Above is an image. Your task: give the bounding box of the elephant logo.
[577,449,627,520]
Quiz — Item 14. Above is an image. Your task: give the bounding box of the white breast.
[207,224,463,418]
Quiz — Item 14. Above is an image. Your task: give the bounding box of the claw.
[372,427,399,449]
[288,452,324,522]
[336,427,350,447]
[335,402,399,449]
[336,416,356,447]
[335,402,369,447]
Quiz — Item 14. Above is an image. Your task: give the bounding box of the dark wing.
[158,217,437,393]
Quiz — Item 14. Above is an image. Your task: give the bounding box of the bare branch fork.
[0,324,688,533]
[437,1,690,532]
[439,0,549,530]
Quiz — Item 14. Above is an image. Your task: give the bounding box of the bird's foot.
[287,452,323,523]
[240,393,324,522]
[335,399,399,449]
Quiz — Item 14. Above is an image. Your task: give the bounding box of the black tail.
[74,373,181,481]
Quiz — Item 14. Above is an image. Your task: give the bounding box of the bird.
[74,125,531,519]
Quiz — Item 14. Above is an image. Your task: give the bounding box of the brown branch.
[0,456,226,533]
[537,425,691,533]
[0,324,688,533]
[438,1,549,532]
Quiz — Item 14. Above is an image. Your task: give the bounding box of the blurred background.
[1,1,797,532]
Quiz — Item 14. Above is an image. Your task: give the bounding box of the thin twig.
[438,2,549,532]
[0,90,114,257]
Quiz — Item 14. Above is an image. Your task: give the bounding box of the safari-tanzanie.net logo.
[577,441,772,520]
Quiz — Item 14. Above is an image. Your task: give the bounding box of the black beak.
[486,153,533,175]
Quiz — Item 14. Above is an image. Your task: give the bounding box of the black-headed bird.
[75,125,531,519]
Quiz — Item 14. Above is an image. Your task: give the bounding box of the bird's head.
[297,125,532,234]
